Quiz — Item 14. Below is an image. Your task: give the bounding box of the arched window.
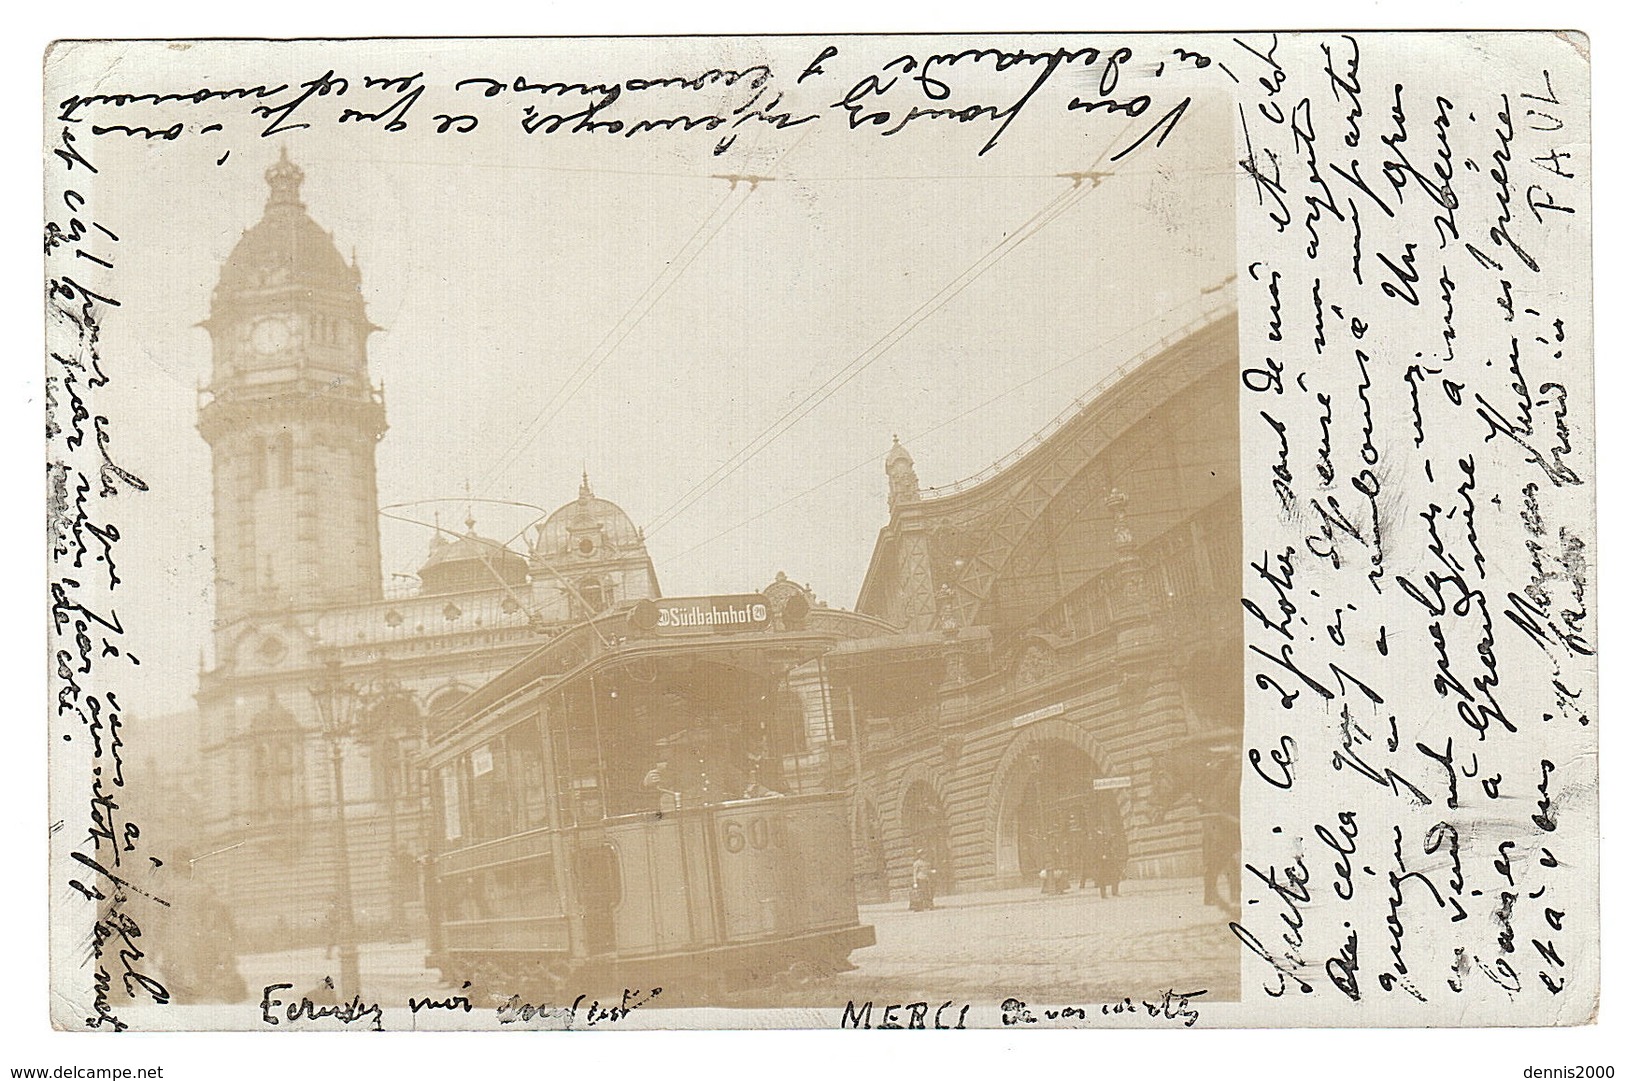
[364,690,423,809]
[252,737,297,812]
[368,736,402,807]
[426,686,470,716]
[578,577,604,616]
[424,686,469,743]
[248,697,299,820]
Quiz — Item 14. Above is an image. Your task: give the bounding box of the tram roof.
[424,603,895,756]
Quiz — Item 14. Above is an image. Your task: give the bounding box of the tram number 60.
[722,816,787,854]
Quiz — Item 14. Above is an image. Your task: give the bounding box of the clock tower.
[198,150,387,628]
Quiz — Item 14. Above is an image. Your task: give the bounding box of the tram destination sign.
[630,594,772,635]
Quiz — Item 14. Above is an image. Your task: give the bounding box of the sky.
[52,36,1236,714]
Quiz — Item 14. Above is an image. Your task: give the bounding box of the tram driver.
[643,727,744,809]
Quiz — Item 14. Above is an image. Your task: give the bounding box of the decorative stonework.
[1013,642,1059,686]
[885,436,920,511]
[255,635,288,666]
[762,570,816,630]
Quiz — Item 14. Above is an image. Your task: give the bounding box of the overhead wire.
[474,126,817,498]
[381,96,1225,624]
[471,187,745,496]
[638,113,1148,541]
[638,178,1093,539]
[659,281,1235,566]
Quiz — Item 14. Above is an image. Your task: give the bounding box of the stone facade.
[835,309,1242,899]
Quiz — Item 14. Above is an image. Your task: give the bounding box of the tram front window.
[642,727,749,810]
[576,671,790,818]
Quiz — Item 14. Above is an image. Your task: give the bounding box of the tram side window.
[465,737,516,842]
[556,688,608,824]
[439,765,464,843]
[507,720,550,831]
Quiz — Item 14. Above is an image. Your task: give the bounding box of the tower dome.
[211,148,365,309]
[532,472,646,561]
[528,474,661,620]
[417,517,529,596]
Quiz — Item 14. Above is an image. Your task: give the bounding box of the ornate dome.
[212,148,364,303]
[532,473,646,562]
[417,517,529,595]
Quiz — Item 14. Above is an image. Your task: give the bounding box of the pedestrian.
[1096,828,1126,898]
[1039,832,1068,895]
[910,849,936,911]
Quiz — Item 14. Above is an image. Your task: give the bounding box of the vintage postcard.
[43,31,1594,1034]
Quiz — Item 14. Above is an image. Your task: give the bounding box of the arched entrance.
[900,782,953,893]
[992,734,1125,884]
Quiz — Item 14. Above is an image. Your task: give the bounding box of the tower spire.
[264,146,305,209]
[885,435,920,511]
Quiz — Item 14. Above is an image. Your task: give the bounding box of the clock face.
[250,317,292,357]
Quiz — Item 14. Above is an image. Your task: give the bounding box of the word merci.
[841,999,971,1029]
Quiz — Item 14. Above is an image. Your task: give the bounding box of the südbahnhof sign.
[630,595,772,635]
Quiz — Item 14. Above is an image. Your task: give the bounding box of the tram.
[420,594,879,999]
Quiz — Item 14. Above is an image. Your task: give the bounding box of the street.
[784,877,1237,1007]
[236,876,1237,1014]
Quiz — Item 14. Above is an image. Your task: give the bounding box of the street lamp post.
[311,651,363,1002]
[362,679,411,931]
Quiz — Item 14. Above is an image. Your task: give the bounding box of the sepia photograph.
[42,27,1597,1045]
[49,36,1240,1025]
